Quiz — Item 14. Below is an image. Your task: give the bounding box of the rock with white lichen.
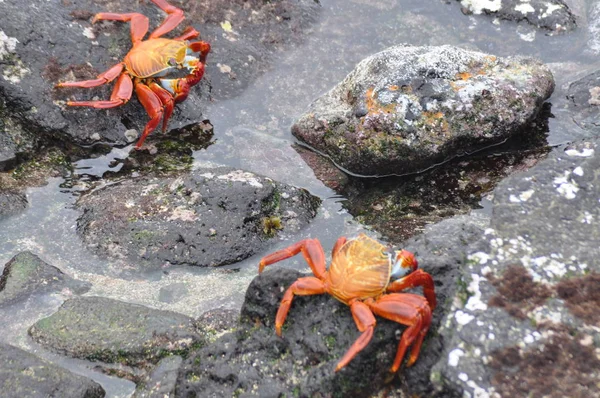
[76,167,321,271]
[432,138,600,397]
[292,45,554,176]
[457,0,576,33]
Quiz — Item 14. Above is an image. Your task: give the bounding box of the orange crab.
[56,0,210,149]
[258,234,436,372]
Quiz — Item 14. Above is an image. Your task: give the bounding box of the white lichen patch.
[565,148,594,157]
[166,206,197,222]
[460,0,502,14]
[465,273,488,311]
[580,212,594,224]
[456,310,475,326]
[515,3,534,14]
[82,26,96,39]
[2,58,30,84]
[553,171,579,199]
[572,166,584,176]
[448,348,465,366]
[217,170,263,188]
[509,189,535,203]
[541,3,563,18]
[469,252,490,265]
[0,30,18,60]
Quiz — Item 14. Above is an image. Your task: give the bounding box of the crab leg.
[56,63,124,89]
[335,300,376,372]
[134,83,165,148]
[386,269,437,310]
[173,26,200,41]
[258,239,327,279]
[148,0,185,39]
[274,277,326,336]
[92,13,149,45]
[147,81,175,132]
[367,293,432,372]
[65,73,133,109]
[331,236,347,257]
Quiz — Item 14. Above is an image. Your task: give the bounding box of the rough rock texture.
[77,167,321,270]
[0,251,90,305]
[0,342,105,398]
[175,216,485,397]
[29,296,203,367]
[0,0,320,159]
[432,139,600,397]
[133,355,183,398]
[292,45,554,176]
[566,68,600,134]
[0,190,27,219]
[457,0,577,33]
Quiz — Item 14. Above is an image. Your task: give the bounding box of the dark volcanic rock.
[0,190,27,219]
[292,45,554,176]
[133,355,184,398]
[29,296,203,367]
[76,167,321,270]
[0,0,320,156]
[0,251,90,305]
[432,139,600,397]
[566,68,600,134]
[176,217,484,397]
[0,342,105,398]
[456,0,576,33]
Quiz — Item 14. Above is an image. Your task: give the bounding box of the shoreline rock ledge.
[292,44,554,176]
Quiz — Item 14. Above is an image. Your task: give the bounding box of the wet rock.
[76,167,321,270]
[133,355,183,398]
[0,251,90,305]
[292,45,554,176]
[176,217,484,397]
[0,190,27,219]
[432,139,600,397]
[0,342,105,398]
[457,0,576,33]
[29,296,203,367]
[0,0,320,157]
[566,68,600,134]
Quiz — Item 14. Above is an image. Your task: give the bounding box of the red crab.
[56,0,210,149]
[258,234,436,372]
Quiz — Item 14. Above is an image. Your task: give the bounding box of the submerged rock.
[432,139,600,397]
[0,190,27,219]
[76,167,320,270]
[29,296,203,367]
[0,251,90,305]
[0,342,105,398]
[456,0,576,33]
[292,44,554,176]
[176,217,484,397]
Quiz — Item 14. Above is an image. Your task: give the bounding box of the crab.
[56,0,210,149]
[258,233,436,373]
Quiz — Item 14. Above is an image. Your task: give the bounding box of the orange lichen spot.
[456,72,472,81]
[388,85,399,91]
[364,87,396,115]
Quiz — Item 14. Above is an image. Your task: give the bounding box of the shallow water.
[1,0,598,395]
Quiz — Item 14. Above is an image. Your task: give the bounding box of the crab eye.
[168,58,177,67]
[390,249,418,279]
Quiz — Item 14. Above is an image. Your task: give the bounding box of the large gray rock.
[0,251,90,305]
[432,138,600,397]
[0,0,320,158]
[29,296,203,367]
[176,217,485,397]
[76,167,321,270]
[566,68,600,134]
[292,45,554,176]
[0,342,105,398]
[456,0,576,33]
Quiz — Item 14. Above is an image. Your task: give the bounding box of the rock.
[0,0,320,158]
[0,251,90,305]
[432,139,600,397]
[292,45,554,176]
[0,342,105,398]
[29,296,203,367]
[76,167,321,270]
[133,355,183,398]
[176,217,485,397]
[566,68,600,134]
[456,0,576,33]
[0,190,27,219]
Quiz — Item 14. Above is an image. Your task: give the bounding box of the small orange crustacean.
[56,0,210,149]
[258,233,436,373]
